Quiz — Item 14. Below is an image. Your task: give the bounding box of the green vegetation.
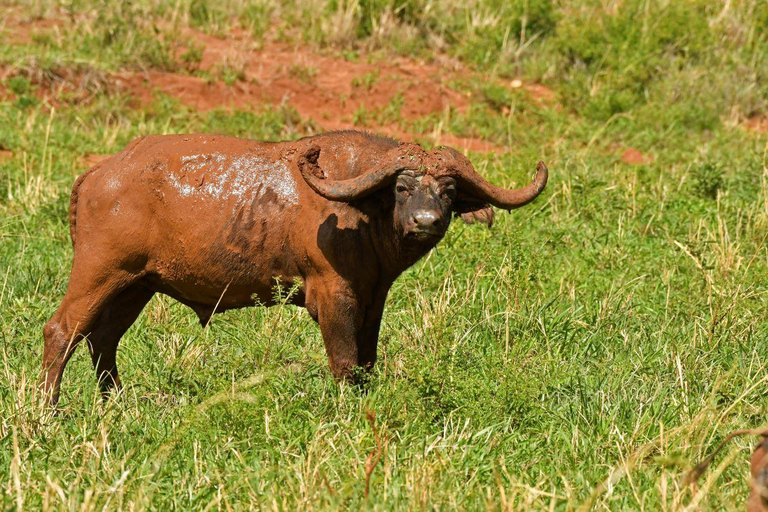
[1,0,768,509]
[351,70,379,90]
[287,63,319,84]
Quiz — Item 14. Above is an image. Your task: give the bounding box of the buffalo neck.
[365,201,439,283]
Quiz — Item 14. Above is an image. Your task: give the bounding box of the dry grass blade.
[364,410,383,499]
[685,428,768,488]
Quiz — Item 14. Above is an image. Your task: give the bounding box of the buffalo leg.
[42,255,138,405]
[86,284,154,396]
[316,290,363,380]
[356,293,387,370]
[316,288,388,379]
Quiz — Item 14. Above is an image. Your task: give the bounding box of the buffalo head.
[297,142,548,244]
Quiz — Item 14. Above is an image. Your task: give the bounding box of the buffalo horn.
[457,161,548,210]
[297,145,420,202]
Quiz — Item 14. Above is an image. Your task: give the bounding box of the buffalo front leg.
[317,292,361,380]
[356,293,387,371]
[316,288,388,380]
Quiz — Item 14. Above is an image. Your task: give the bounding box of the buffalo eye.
[396,183,410,195]
[441,185,457,201]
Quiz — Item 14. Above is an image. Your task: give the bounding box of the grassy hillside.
[1,0,768,509]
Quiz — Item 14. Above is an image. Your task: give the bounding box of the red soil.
[526,83,556,102]
[745,116,768,133]
[128,29,471,130]
[621,148,646,165]
[114,35,512,153]
[1,15,556,153]
[510,79,557,105]
[1,9,63,45]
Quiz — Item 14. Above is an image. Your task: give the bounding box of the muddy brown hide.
[41,130,547,404]
[750,437,768,512]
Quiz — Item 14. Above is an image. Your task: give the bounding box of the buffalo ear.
[453,199,494,228]
[298,144,324,178]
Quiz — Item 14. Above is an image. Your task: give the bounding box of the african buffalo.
[42,130,547,404]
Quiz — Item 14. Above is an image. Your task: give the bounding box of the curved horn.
[297,144,421,202]
[457,161,548,210]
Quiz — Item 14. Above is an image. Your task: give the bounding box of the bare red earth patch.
[745,116,768,133]
[159,32,471,127]
[1,19,548,154]
[0,150,13,162]
[621,148,647,165]
[510,79,557,105]
[111,36,502,151]
[0,83,11,101]
[1,7,64,45]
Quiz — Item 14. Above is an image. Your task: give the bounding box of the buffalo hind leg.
[87,284,154,396]
[42,258,137,405]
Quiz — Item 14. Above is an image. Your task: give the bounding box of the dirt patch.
[0,82,11,101]
[745,116,768,133]
[1,21,538,153]
[0,150,13,162]
[109,35,502,150]
[131,31,514,151]
[621,148,647,165]
[172,31,471,124]
[1,7,65,45]
[525,84,556,102]
[510,79,557,104]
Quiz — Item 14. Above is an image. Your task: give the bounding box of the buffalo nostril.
[412,210,439,228]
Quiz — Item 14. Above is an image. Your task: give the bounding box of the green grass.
[2,0,768,509]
